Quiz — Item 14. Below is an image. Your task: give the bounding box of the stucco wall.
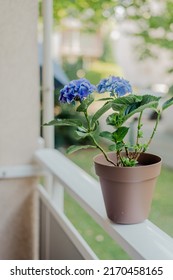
[0,0,39,259]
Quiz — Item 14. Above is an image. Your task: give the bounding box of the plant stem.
[144,110,161,151]
[118,152,125,167]
[136,111,143,146]
[84,111,91,131]
[91,136,117,167]
[83,104,117,167]
[124,144,129,158]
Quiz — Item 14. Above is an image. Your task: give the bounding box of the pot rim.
[93,152,162,169]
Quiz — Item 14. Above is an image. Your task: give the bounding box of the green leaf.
[91,101,113,126]
[76,96,94,112]
[92,120,99,132]
[140,94,160,104]
[76,126,87,132]
[108,144,117,151]
[124,101,159,121]
[121,157,138,167]
[44,118,83,127]
[112,95,142,111]
[96,97,114,101]
[162,97,173,111]
[106,113,125,127]
[66,145,96,154]
[109,142,125,152]
[112,95,160,122]
[125,95,160,121]
[138,130,143,138]
[112,126,129,142]
[99,131,113,141]
[75,130,89,138]
[116,142,125,150]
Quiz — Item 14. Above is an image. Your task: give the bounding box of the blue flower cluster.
[97,76,132,97]
[59,78,96,104]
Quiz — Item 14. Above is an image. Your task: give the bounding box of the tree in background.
[53,0,117,31]
[39,0,172,58]
[120,0,173,67]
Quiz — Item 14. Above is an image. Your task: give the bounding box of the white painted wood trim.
[0,165,42,179]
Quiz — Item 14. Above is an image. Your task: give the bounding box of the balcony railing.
[34,148,173,260]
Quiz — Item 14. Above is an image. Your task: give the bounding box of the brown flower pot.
[94,152,162,224]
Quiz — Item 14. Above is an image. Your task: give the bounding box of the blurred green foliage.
[121,0,173,59]
[39,0,173,58]
[62,59,122,83]
[85,60,122,82]
[120,0,173,92]
[62,58,83,80]
[53,0,117,31]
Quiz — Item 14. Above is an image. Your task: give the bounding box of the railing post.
[52,177,64,212]
[44,174,53,259]
[42,0,54,148]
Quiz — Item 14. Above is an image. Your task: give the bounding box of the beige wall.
[0,0,39,259]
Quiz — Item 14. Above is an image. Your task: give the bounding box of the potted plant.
[45,76,173,224]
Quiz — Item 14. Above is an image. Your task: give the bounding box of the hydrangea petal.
[59,78,96,104]
[97,76,132,97]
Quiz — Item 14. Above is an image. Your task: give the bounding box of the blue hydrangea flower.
[97,76,132,97]
[59,78,96,104]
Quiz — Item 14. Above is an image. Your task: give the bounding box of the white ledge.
[34,148,173,260]
[0,164,42,179]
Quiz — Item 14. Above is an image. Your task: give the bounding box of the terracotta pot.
[94,152,162,224]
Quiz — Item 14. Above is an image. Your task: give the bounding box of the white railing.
[35,148,173,260]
